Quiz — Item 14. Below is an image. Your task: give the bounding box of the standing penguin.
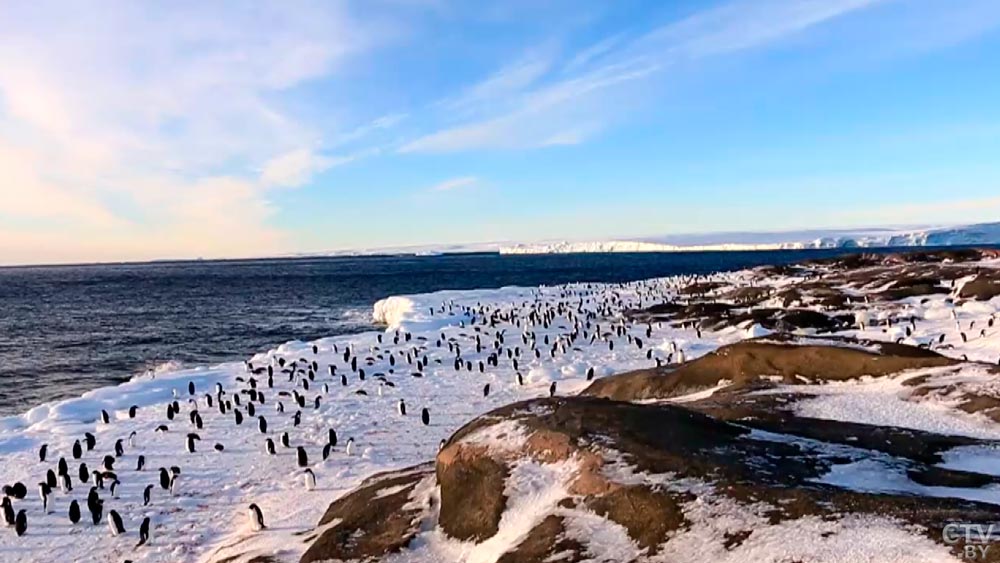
[68,499,81,524]
[265,438,276,455]
[38,444,48,462]
[248,503,265,531]
[303,469,316,491]
[108,509,125,536]
[186,433,201,453]
[421,408,430,426]
[143,484,153,506]
[84,432,96,451]
[549,381,557,397]
[2,498,14,526]
[397,399,406,416]
[14,510,26,537]
[72,440,83,459]
[159,468,170,490]
[297,446,309,468]
[258,416,268,434]
[38,482,51,513]
[137,516,151,547]
[100,410,110,424]
[136,455,146,471]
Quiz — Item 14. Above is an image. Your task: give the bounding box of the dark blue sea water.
[0,249,911,415]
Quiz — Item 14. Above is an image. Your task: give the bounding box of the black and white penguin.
[328,428,338,447]
[397,399,406,416]
[549,381,557,397]
[421,408,430,426]
[128,430,137,448]
[483,384,490,397]
[186,433,201,453]
[322,443,333,460]
[345,437,355,456]
[59,472,72,493]
[214,443,225,452]
[248,503,265,531]
[143,484,153,506]
[6,482,26,499]
[265,438,276,455]
[1,497,14,526]
[129,405,138,418]
[188,381,196,396]
[38,482,51,513]
[280,432,290,448]
[89,498,103,525]
[84,432,96,450]
[68,499,81,524]
[72,440,83,459]
[14,510,26,537]
[115,439,125,457]
[136,455,146,471]
[137,516,151,547]
[297,446,308,468]
[159,468,170,490]
[303,468,316,491]
[100,409,110,424]
[169,473,179,496]
[39,443,48,463]
[108,509,125,536]
[79,462,90,483]
[46,470,57,489]
[103,455,115,471]
[110,480,120,498]
[258,416,268,434]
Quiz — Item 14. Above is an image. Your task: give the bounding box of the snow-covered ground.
[499,222,1000,254]
[0,256,998,562]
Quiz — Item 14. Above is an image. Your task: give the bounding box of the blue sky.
[2,0,1000,264]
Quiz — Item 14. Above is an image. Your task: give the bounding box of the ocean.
[0,248,899,415]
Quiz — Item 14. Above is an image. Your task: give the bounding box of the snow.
[1,252,999,562]
[499,222,1000,255]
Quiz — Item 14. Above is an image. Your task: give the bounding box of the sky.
[2,0,1000,265]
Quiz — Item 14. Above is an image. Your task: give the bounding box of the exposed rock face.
[582,335,956,401]
[299,464,435,563]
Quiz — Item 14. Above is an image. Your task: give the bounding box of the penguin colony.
[2,263,999,561]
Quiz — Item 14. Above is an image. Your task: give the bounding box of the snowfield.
[0,254,997,562]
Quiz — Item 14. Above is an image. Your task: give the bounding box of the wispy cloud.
[428,176,479,192]
[401,0,884,154]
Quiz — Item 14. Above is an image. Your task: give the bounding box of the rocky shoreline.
[296,249,1000,562]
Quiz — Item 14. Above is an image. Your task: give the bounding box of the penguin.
[280,432,290,448]
[38,482,51,513]
[6,482,26,499]
[128,431,138,448]
[110,480,121,498]
[100,409,110,424]
[79,462,90,483]
[159,468,170,490]
[58,457,68,476]
[421,407,430,426]
[136,455,146,471]
[1,497,14,526]
[549,381,557,397]
[137,516,151,547]
[14,510,26,537]
[586,367,595,381]
[397,399,406,416]
[188,381,196,396]
[258,416,268,434]
[115,439,124,457]
[214,443,225,452]
[186,433,201,453]
[143,484,153,506]
[345,437,355,456]
[60,472,72,493]
[322,443,333,460]
[248,503,265,531]
[128,405,138,418]
[328,428,338,447]
[303,468,316,491]
[297,446,309,468]
[169,473,179,496]
[72,440,82,459]
[90,498,103,525]
[69,499,81,524]
[84,432,96,450]
[103,455,115,471]
[234,409,244,425]
[46,470,57,489]
[108,509,125,536]
[265,438,276,455]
